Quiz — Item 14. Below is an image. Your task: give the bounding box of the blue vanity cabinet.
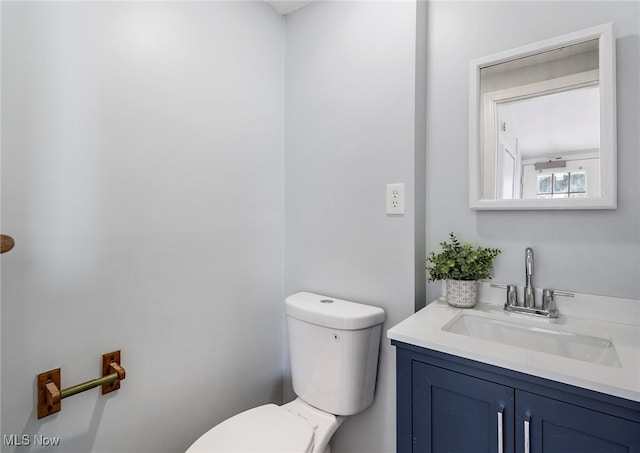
[412,360,515,453]
[393,341,640,453]
[517,390,640,453]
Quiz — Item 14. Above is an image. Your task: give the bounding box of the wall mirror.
[469,23,616,210]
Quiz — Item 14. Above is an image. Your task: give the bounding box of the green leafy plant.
[427,233,501,281]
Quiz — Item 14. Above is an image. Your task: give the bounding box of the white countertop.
[387,286,640,403]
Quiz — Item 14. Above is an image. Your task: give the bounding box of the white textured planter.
[446,280,479,308]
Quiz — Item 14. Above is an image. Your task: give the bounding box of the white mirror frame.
[469,23,616,210]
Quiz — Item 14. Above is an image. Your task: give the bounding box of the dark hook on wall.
[0,234,15,254]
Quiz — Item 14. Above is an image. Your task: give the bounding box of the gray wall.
[425,1,640,303]
[284,2,422,452]
[2,2,637,453]
[1,3,285,452]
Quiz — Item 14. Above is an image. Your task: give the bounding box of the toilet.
[186,291,385,453]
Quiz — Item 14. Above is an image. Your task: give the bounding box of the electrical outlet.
[386,183,405,215]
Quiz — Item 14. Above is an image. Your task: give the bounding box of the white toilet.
[186,291,385,453]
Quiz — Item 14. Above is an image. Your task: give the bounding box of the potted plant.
[426,232,501,308]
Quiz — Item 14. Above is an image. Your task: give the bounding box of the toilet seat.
[185,404,315,453]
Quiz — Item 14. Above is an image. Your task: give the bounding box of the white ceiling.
[498,86,600,160]
[266,0,313,15]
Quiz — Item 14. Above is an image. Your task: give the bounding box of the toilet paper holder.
[37,350,126,419]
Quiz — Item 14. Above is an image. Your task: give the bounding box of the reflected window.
[537,172,587,198]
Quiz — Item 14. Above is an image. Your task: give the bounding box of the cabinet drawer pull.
[497,410,504,453]
[524,420,530,453]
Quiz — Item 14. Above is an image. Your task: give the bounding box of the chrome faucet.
[491,246,575,318]
[524,248,535,308]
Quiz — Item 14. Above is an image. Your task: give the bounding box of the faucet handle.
[490,283,509,289]
[491,283,518,307]
[542,289,574,315]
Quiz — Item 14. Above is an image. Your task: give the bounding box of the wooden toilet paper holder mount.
[37,350,126,419]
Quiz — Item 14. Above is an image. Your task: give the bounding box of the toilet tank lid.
[285,292,385,330]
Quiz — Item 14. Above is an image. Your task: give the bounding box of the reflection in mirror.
[469,23,616,210]
[499,85,600,200]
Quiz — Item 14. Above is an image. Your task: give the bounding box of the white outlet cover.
[386,183,405,215]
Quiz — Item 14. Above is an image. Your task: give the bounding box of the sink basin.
[443,313,621,367]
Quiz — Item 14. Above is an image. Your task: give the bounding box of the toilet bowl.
[185,292,385,453]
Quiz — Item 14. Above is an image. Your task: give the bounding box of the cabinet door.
[516,390,640,453]
[413,361,515,453]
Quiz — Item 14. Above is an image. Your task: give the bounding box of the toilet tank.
[285,292,385,416]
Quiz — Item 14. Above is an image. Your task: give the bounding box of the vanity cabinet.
[394,341,640,453]
[412,361,515,452]
[516,391,640,453]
